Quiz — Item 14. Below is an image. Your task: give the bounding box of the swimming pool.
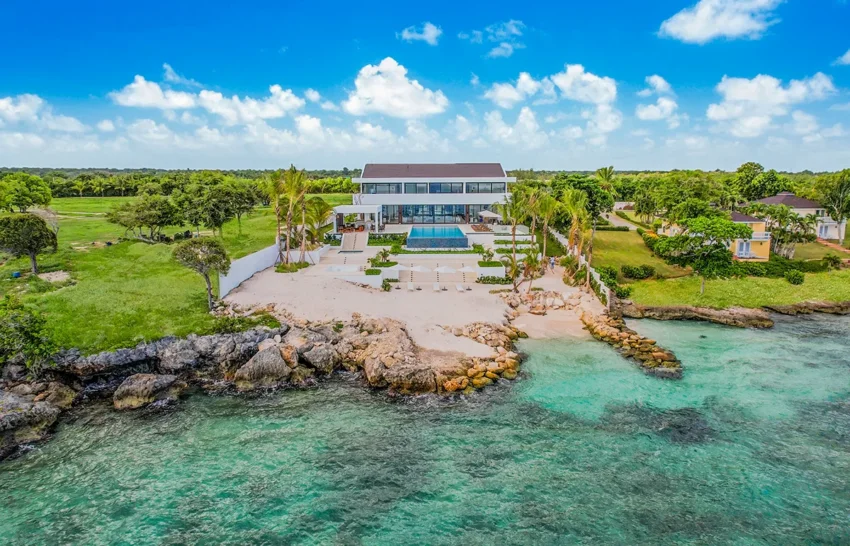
[407,226,469,248]
[409,226,466,239]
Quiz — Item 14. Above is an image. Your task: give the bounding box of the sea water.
[1,315,849,544]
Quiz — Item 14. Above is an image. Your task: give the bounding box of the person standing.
[549,256,556,273]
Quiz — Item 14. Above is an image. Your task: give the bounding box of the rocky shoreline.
[618,300,850,328]
[1,310,526,460]
[581,312,683,379]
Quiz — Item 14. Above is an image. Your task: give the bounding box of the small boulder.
[290,366,315,386]
[302,345,339,375]
[113,374,186,410]
[158,339,200,372]
[233,346,292,391]
[33,382,77,410]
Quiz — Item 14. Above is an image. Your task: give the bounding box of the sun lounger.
[456,284,465,293]
[408,282,415,292]
[433,283,441,292]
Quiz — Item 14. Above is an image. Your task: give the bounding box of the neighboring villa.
[339,163,515,228]
[657,212,771,262]
[729,212,771,261]
[755,191,847,241]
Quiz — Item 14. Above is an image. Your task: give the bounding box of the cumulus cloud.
[451,115,479,142]
[484,107,548,149]
[304,89,321,102]
[834,49,850,66]
[41,112,88,133]
[550,64,617,105]
[97,120,116,132]
[0,93,87,133]
[0,94,45,123]
[636,75,683,129]
[483,72,554,108]
[398,22,442,46]
[459,20,526,58]
[110,76,196,109]
[162,63,201,87]
[706,72,835,137]
[198,85,305,125]
[342,57,448,119]
[659,0,783,44]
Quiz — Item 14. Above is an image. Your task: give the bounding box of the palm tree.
[264,169,286,262]
[73,179,88,197]
[500,254,524,293]
[304,196,334,246]
[282,165,308,264]
[560,188,588,250]
[537,195,559,261]
[493,192,528,263]
[522,250,542,292]
[595,166,617,197]
[516,186,542,248]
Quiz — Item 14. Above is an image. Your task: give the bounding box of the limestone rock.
[33,382,77,410]
[233,346,292,391]
[1,390,61,460]
[113,374,187,410]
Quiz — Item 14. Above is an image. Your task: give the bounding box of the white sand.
[513,311,591,340]
[226,268,507,357]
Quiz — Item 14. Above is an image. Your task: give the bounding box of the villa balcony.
[750,231,771,241]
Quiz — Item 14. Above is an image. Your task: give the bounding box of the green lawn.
[0,194,354,354]
[629,269,850,309]
[793,242,837,261]
[591,230,690,279]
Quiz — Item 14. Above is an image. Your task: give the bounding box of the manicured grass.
[793,242,836,261]
[534,229,565,257]
[590,230,690,279]
[0,194,354,354]
[629,269,850,309]
[0,243,218,354]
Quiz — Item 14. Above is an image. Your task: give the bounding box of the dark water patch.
[599,403,714,444]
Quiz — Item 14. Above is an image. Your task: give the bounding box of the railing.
[548,227,612,309]
[750,231,771,241]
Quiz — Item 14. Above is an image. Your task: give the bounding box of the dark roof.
[755,192,822,209]
[730,212,762,223]
[361,163,505,179]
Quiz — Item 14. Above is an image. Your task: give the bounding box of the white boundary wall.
[219,244,330,298]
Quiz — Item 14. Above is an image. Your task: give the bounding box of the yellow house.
[656,213,771,261]
[729,212,770,261]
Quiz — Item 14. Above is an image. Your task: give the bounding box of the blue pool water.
[409,226,466,238]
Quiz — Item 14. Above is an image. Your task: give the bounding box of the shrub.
[636,227,645,236]
[275,261,310,273]
[478,261,502,267]
[365,269,382,275]
[596,226,630,232]
[785,270,805,285]
[0,295,56,375]
[368,233,407,246]
[613,285,633,299]
[476,275,512,285]
[324,234,341,247]
[381,279,392,292]
[621,264,655,280]
[212,312,280,334]
[641,231,661,252]
[596,265,619,287]
[390,243,402,255]
[823,253,843,270]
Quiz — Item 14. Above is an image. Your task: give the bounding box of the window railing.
[750,231,771,241]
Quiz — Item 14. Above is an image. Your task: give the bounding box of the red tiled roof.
[361,163,506,179]
[730,212,762,223]
[755,192,822,209]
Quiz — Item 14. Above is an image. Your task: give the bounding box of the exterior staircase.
[340,232,369,253]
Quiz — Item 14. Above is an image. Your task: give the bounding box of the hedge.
[478,261,503,267]
[616,211,651,229]
[476,276,512,285]
[596,226,630,232]
[621,264,655,280]
[365,269,382,275]
[368,233,408,246]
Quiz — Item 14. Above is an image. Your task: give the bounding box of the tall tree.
[0,214,58,274]
[264,170,286,262]
[655,216,753,294]
[173,238,231,311]
[3,173,52,212]
[537,194,559,260]
[493,192,528,263]
[282,166,309,264]
[816,169,850,242]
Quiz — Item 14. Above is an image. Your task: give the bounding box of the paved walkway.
[816,238,850,255]
[603,213,635,230]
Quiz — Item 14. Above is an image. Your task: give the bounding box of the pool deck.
[382,224,530,236]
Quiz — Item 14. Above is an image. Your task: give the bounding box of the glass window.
[362,183,400,194]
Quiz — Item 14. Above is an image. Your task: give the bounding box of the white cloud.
[110,76,196,109]
[401,120,449,152]
[544,112,569,124]
[452,115,479,142]
[304,89,321,102]
[659,0,783,44]
[41,112,88,133]
[484,72,543,108]
[484,107,548,149]
[834,49,850,66]
[162,63,201,87]
[554,125,584,140]
[354,121,397,146]
[127,119,174,144]
[470,74,480,87]
[638,75,673,97]
[398,22,442,46]
[198,85,305,125]
[707,72,836,137]
[635,76,683,129]
[550,64,617,105]
[0,132,45,149]
[830,103,850,112]
[320,101,339,111]
[342,57,449,119]
[460,20,526,58]
[97,120,116,132]
[790,110,818,135]
[0,94,44,123]
[583,104,623,135]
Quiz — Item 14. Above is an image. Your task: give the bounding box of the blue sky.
[2,0,850,170]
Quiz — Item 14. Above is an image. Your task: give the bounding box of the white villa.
[756,191,847,241]
[333,163,515,232]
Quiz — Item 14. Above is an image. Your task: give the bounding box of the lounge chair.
[466,285,472,291]
[408,282,415,292]
[456,284,465,293]
[433,283,441,292]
